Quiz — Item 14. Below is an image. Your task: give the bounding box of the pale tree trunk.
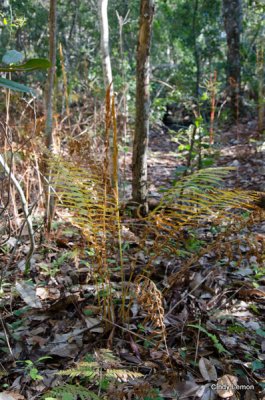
[44,0,57,232]
[223,0,242,120]
[98,0,113,94]
[132,0,155,215]
[257,41,265,134]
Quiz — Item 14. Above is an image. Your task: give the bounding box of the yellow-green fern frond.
[48,157,118,240]
[147,167,259,227]
[105,369,143,381]
[42,383,101,400]
[58,362,98,379]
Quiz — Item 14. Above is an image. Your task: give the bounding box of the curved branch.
[0,154,35,271]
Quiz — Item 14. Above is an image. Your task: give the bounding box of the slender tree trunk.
[132,0,155,215]
[257,42,265,134]
[223,0,242,120]
[44,0,57,232]
[193,0,200,98]
[98,0,113,94]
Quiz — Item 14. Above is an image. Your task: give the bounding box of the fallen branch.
[0,154,35,273]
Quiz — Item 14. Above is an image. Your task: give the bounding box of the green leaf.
[13,306,31,316]
[37,355,53,362]
[256,329,265,338]
[195,116,203,127]
[2,50,24,65]
[251,360,264,371]
[99,378,109,391]
[29,367,43,380]
[175,166,188,175]
[202,157,214,167]
[25,360,33,366]
[178,144,190,151]
[0,77,34,94]
[0,58,51,72]
[201,92,209,101]
[83,309,93,316]
[14,58,51,71]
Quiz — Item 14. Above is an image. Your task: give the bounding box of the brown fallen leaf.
[199,357,218,382]
[0,392,25,400]
[15,281,43,309]
[216,374,238,398]
[175,381,201,399]
[238,288,265,300]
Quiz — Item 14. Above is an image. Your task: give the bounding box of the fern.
[188,324,231,355]
[47,156,261,321]
[42,383,101,400]
[105,369,143,381]
[139,167,260,271]
[58,362,98,379]
[46,351,144,400]
[152,167,258,218]
[57,349,143,383]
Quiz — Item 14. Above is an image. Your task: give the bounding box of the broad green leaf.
[200,92,209,101]
[251,360,264,371]
[256,329,265,338]
[175,165,188,174]
[29,367,43,380]
[202,157,215,167]
[0,77,34,94]
[2,50,24,65]
[0,58,51,72]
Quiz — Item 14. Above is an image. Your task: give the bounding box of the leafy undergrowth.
[0,121,265,400]
[1,207,264,399]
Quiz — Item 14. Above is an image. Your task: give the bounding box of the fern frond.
[58,362,98,379]
[135,275,166,348]
[42,383,101,400]
[56,350,142,385]
[94,348,121,367]
[105,369,143,381]
[147,168,258,230]
[48,157,118,237]
[158,167,258,208]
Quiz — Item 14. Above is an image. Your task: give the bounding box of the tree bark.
[193,0,200,98]
[44,0,57,232]
[223,0,242,120]
[257,42,265,134]
[132,0,155,214]
[98,0,113,94]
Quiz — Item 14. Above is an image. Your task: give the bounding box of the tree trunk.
[44,0,57,232]
[132,0,155,215]
[193,0,200,98]
[257,42,265,134]
[223,0,242,120]
[98,0,113,94]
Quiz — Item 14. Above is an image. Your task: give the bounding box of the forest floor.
[0,118,265,400]
[131,119,265,193]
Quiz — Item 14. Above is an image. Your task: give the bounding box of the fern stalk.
[102,85,114,324]
[111,95,125,321]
